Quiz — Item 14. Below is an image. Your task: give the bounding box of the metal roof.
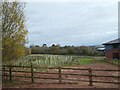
[103,38,120,45]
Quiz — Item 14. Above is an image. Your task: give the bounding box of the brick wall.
[105,49,120,59]
[105,50,112,59]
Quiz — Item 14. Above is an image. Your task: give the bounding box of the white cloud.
[17,0,119,3]
[25,2,118,46]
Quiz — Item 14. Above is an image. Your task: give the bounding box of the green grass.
[61,57,104,67]
[78,58,103,64]
[3,54,104,68]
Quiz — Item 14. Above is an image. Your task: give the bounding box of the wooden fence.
[2,65,120,86]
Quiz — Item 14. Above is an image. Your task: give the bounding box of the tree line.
[30,44,104,56]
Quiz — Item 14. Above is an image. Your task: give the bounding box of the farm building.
[103,38,120,59]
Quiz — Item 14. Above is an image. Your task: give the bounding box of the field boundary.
[103,59,120,66]
[2,65,120,86]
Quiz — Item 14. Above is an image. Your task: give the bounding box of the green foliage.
[30,45,103,56]
[24,48,31,55]
[2,2,27,62]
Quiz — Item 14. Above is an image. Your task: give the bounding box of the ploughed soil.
[2,62,120,88]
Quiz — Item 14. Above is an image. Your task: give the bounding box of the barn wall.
[118,44,120,48]
[105,50,112,59]
[105,44,120,59]
[119,50,120,58]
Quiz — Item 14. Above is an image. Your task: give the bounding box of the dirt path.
[65,63,118,69]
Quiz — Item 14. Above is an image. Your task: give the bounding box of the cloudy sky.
[25,1,118,47]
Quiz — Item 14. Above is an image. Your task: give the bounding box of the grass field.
[70,57,104,66]
[3,54,104,67]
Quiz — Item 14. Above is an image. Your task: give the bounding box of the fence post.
[58,67,62,84]
[88,68,93,86]
[31,64,34,83]
[118,59,120,66]
[9,65,12,82]
[3,65,5,76]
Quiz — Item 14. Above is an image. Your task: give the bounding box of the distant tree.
[51,44,55,47]
[42,44,47,47]
[67,46,75,55]
[35,45,39,47]
[56,44,60,47]
[2,2,27,62]
[79,46,89,55]
[30,45,34,48]
[30,43,101,56]
[25,47,31,55]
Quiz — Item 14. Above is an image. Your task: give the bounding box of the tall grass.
[3,54,104,67]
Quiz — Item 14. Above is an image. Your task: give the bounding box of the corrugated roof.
[103,38,120,45]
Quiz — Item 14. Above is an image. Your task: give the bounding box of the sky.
[24,1,118,47]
